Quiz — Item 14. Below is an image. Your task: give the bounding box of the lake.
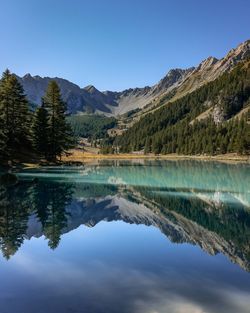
[0,160,250,313]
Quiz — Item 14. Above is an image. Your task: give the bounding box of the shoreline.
[60,150,250,164]
[11,151,248,169]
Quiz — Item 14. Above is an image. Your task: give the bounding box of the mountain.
[116,57,250,154]
[103,67,194,115]
[168,40,250,102]
[16,67,194,115]
[16,39,250,116]
[17,74,118,114]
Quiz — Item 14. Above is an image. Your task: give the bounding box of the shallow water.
[0,160,250,313]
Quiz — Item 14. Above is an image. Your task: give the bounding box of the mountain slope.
[116,59,250,155]
[103,67,194,115]
[169,40,250,103]
[16,39,250,116]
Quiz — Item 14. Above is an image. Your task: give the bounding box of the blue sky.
[0,0,249,91]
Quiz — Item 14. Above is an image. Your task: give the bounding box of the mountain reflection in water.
[0,160,249,313]
[0,160,249,269]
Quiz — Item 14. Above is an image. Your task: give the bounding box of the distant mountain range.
[17,40,250,116]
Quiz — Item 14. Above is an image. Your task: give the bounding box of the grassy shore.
[61,149,250,164]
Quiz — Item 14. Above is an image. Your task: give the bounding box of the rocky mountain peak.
[154,67,194,93]
[83,85,99,94]
[23,73,33,79]
[226,39,250,60]
[196,56,219,71]
[214,40,250,73]
[167,68,192,77]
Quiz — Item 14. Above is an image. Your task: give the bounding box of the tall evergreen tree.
[0,69,30,159]
[32,99,49,158]
[44,81,73,161]
[0,114,7,161]
[144,137,151,154]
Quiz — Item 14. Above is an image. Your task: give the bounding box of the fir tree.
[32,99,49,158]
[0,113,7,161]
[144,137,151,154]
[0,69,30,159]
[43,81,73,161]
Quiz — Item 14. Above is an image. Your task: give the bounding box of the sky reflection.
[0,222,250,313]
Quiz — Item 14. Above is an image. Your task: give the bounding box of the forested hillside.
[116,60,250,155]
[68,115,117,140]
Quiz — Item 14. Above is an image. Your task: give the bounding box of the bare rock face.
[217,40,250,71]
[196,40,250,77]
[212,105,225,124]
[152,68,194,94]
[17,40,250,116]
[196,56,219,72]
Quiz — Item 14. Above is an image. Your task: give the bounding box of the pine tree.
[32,99,49,158]
[144,137,151,154]
[219,138,227,154]
[0,112,7,161]
[0,69,30,159]
[43,81,73,161]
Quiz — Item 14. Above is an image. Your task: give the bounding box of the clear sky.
[0,0,249,91]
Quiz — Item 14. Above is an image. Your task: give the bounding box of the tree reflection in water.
[0,164,249,272]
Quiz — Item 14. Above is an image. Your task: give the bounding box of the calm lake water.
[0,160,250,313]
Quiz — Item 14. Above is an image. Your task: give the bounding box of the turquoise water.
[0,160,250,313]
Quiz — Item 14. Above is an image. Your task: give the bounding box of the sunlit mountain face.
[0,160,250,313]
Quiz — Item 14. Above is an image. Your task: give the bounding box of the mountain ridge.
[16,39,250,116]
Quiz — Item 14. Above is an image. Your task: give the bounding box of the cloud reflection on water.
[1,222,249,313]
